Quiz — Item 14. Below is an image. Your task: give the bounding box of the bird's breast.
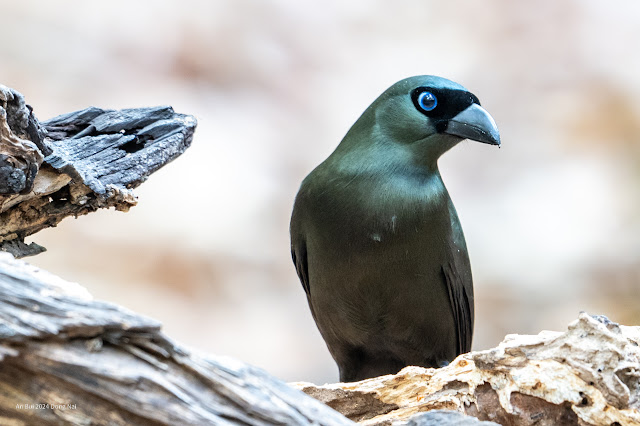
[300,171,466,352]
[312,174,449,245]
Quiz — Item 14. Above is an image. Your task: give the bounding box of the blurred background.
[1,0,639,384]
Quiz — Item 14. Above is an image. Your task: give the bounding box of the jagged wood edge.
[0,98,197,257]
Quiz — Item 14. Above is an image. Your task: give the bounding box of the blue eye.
[417,91,437,111]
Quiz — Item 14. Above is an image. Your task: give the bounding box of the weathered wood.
[0,85,196,258]
[0,85,44,196]
[0,252,353,425]
[295,313,640,425]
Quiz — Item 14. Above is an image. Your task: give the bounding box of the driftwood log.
[0,84,196,258]
[0,252,353,425]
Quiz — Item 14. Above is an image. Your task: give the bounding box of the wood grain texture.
[0,84,197,258]
[0,253,353,426]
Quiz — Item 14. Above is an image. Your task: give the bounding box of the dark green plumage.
[290,76,500,382]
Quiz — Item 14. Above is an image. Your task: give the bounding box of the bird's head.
[341,75,500,168]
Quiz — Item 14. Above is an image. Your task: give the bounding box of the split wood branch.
[0,85,196,257]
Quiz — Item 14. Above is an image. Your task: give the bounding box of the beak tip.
[444,103,501,148]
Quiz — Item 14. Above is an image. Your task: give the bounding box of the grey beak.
[444,103,501,146]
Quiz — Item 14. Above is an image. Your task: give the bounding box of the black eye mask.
[411,87,481,133]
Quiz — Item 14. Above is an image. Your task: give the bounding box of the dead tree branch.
[0,85,196,257]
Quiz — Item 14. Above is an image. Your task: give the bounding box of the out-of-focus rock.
[395,410,500,425]
[295,313,640,425]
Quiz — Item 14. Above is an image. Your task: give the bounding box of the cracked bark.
[0,85,196,258]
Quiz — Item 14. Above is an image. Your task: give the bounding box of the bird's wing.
[291,240,310,296]
[291,238,323,326]
[441,261,474,354]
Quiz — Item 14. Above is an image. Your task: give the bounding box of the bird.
[290,75,500,382]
